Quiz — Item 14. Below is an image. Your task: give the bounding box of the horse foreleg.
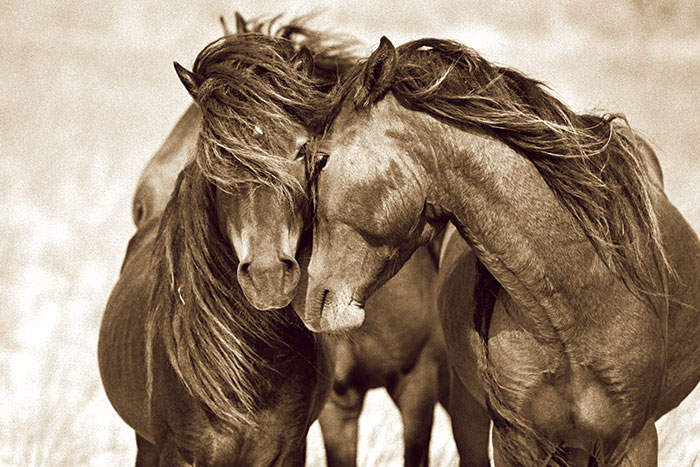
[318,385,365,467]
[157,436,193,467]
[447,368,490,467]
[135,434,159,467]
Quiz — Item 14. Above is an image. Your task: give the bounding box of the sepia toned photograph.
[2,1,700,465]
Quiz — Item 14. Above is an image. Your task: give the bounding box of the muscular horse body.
[302,37,700,465]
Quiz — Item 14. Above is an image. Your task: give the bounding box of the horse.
[301,36,700,466]
[107,16,459,466]
[99,20,341,466]
[100,158,334,465]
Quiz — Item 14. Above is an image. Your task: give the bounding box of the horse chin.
[302,287,365,333]
[320,299,365,334]
[240,287,293,311]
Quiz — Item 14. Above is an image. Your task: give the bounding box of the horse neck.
[396,106,640,331]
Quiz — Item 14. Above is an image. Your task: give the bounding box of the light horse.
[301,37,700,465]
[113,17,459,467]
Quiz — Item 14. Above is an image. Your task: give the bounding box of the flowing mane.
[337,38,669,300]
[190,18,359,202]
[146,162,309,427]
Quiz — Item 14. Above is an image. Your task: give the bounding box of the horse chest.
[486,294,634,445]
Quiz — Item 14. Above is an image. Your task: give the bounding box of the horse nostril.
[238,262,250,275]
[281,258,296,271]
[332,381,348,396]
[319,289,329,311]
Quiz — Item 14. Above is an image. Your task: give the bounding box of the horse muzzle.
[237,256,301,310]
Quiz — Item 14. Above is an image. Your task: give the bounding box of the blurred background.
[1,0,699,465]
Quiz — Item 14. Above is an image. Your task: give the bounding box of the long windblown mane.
[242,15,360,92]
[146,162,309,427]
[342,38,669,301]
[190,17,359,203]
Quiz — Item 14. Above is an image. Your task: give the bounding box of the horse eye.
[317,154,329,171]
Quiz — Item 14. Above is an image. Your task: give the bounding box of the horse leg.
[157,436,192,467]
[318,385,365,467]
[447,368,490,467]
[389,345,442,467]
[135,434,159,467]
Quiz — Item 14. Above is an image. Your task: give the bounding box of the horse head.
[214,168,308,311]
[173,41,317,310]
[300,37,444,332]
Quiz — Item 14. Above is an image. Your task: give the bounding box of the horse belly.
[360,245,441,380]
[98,233,156,440]
[436,233,485,405]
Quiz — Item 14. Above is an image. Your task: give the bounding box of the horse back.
[98,218,160,441]
[132,104,200,228]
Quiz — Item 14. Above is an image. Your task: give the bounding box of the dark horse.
[102,17,456,467]
[301,37,700,465]
[98,24,340,466]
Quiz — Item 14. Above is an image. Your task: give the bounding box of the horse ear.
[174,62,204,101]
[291,46,314,77]
[354,36,397,108]
[219,15,232,36]
[235,12,248,34]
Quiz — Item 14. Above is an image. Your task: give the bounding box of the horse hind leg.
[388,345,445,467]
[135,434,159,467]
[318,382,365,467]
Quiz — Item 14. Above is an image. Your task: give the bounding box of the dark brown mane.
[191,18,359,203]
[145,162,309,427]
[246,15,360,92]
[335,38,669,302]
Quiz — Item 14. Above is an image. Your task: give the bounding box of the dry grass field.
[1,1,699,465]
